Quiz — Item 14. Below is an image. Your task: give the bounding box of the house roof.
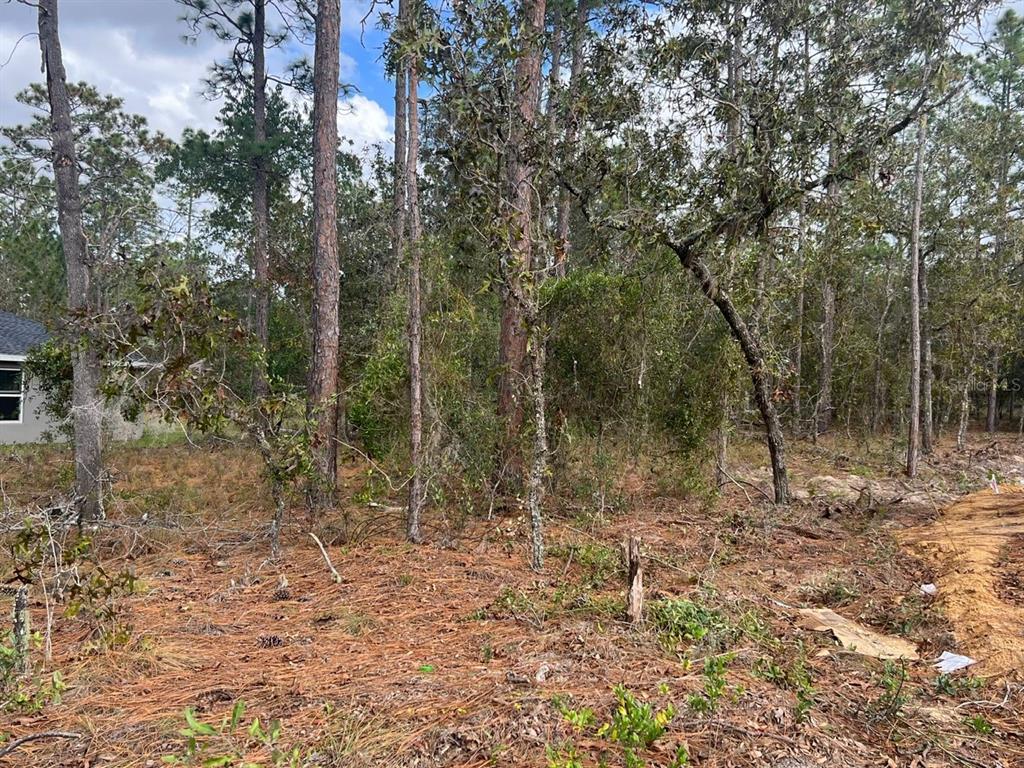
[0,311,49,357]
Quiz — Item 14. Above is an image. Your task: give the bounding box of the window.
[0,362,23,423]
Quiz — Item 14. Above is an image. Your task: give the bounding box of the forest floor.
[0,431,1023,767]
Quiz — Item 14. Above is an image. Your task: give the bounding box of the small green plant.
[791,656,815,723]
[598,685,676,768]
[550,541,623,588]
[418,664,435,674]
[545,741,584,768]
[934,674,986,697]
[687,653,734,715]
[0,627,66,714]
[964,714,994,735]
[872,660,909,720]
[647,597,733,652]
[553,695,596,731]
[162,700,301,767]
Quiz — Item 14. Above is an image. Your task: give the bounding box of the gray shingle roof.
[0,311,49,356]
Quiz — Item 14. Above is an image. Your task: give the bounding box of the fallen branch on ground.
[0,731,81,758]
[308,532,341,583]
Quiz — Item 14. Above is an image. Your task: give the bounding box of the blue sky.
[0,0,397,156]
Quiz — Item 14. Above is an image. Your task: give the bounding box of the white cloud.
[0,5,227,139]
[338,93,392,152]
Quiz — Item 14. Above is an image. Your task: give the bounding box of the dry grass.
[0,432,1022,767]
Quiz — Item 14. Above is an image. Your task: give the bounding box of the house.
[0,310,150,444]
[0,310,55,443]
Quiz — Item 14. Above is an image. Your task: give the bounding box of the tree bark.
[957,375,970,451]
[252,0,271,399]
[670,241,789,504]
[792,206,804,431]
[392,0,408,281]
[919,244,933,454]
[625,536,643,627]
[871,262,896,434]
[405,28,425,544]
[553,0,588,277]
[308,0,341,504]
[527,314,547,570]
[814,141,839,440]
[987,347,999,434]
[906,114,926,478]
[497,0,547,490]
[37,0,104,522]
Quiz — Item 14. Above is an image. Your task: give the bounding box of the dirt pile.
[903,485,1024,677]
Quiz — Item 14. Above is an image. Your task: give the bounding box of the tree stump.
[625,536,643,627]
[13,585,29,674]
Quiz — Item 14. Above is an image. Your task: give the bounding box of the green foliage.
[555,699,596,732]
[347,328,407,459]
[934,674,986,697]
[23,340,74,439]
[8,521,136,647]
[647,597,735,653]
[872,660,909,720]
[162,701,301,767]
[545,741,584,768]
[549,540,623,588]
[544,267,724,457]
[687,654,734,715]
[964,714,994,735]
[597,685,677,768]
[0,631,65,714]
[753,648,815,723]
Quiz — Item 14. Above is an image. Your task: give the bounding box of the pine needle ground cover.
[0,435,1022,767]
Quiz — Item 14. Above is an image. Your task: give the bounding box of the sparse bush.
[163,700,301,767]
[648,597,735,653]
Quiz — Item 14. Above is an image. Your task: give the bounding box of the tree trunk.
[815,279,835,439]
[672,242,788,504]
[405,36,425,544]
[906,114,926,478]
[252,0,271,399]
[308,0,341,505]
[392,0,408,280]
[497,0,547,491]
[714,387,729,488]
[814,141,839,440]
[625,536,643,627]
[871,263,896,434]
[791,33,809,434]
[987,348,999,434]
[553,0,588,278]
[792,203,804,431]
[37,0,103,522]
[957,376,970,451]
[527,315,547,570]
[919,244,933,455]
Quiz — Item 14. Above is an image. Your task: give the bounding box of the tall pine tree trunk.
[392,0,408,280]
[814,140,839,440]
[308,0,341,504]
[496,0,547,492]
[405,29,425,544]
[792,198,805,433]
[553,0,588,277]
[252,0,271,399]
[906,113,926,477]
[37,0,103,522]
[919,244,934,454]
